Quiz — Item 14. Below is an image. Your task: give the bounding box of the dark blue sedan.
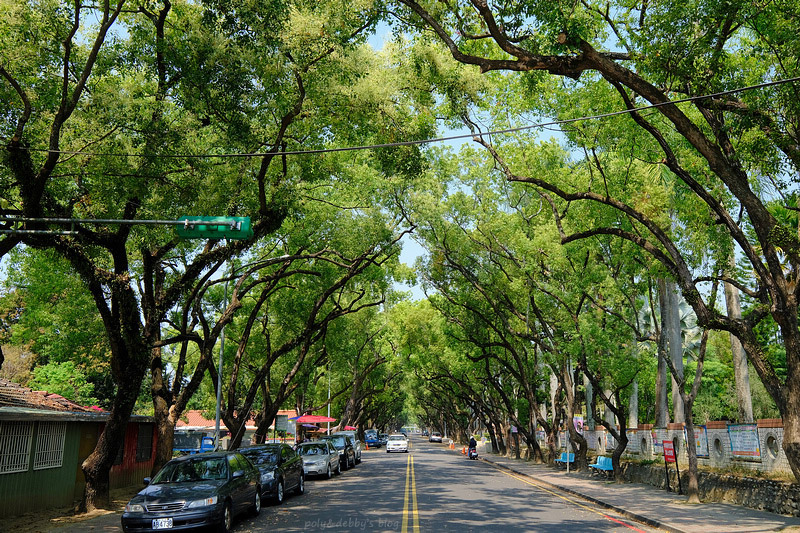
[121,451,260,533]
[239,443,304,504]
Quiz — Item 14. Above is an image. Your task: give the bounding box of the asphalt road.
[232,436,660,533]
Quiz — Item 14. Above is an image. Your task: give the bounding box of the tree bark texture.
[724,254,754,423]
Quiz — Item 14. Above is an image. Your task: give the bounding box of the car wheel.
[349,455,355,468]
[336,462,341,475]
[326,465,332,479]
[296,475,305,495]
[341,457,348,471]
[217,501,233,533]
[250,488,261,516]
[356,454,361,464]
[275,480,284,504]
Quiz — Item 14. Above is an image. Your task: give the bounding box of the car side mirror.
[143,477,151,485]
[232,470,244,479]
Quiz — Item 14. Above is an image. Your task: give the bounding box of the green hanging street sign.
[176,216,253,240]
[0,215,254,240]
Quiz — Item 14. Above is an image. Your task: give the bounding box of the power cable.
[21,76,800,160]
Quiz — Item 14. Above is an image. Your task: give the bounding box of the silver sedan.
[296,440,341,478]
[385,434,409,453]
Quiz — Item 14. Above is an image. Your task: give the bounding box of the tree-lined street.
[4,0,800,522]
[230,437,659,533]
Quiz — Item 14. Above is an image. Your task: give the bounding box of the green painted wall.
[0,423,82,518]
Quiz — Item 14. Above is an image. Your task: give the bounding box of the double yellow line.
[401,454,419,533]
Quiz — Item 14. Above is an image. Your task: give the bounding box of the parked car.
[121,451,260,533]
[364,429,381,449]
[321,434,356,471]
[429,431,443,443]
[332,431,363,463]
[386,434,409,453]
[172,432,216,456]
[239,443,304,505]
[296,440,340,479]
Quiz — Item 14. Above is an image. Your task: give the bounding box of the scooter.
[467,446,478,460]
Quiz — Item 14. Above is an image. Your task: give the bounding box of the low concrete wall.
[620,462,800,517]
[549,419,792,475]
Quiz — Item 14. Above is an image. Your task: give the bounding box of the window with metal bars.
[34,422,66,470]
[0,421,33,474]
[136,424,153,462]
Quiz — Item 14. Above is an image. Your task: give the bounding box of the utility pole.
[214,268,229,451]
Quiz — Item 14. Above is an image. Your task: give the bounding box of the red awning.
[294,415,337,423]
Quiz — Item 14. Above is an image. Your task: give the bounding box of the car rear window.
[299,444,328,455]
[240,449,279,465]
[324,436,346,447]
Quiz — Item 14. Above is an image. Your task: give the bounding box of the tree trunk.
[683,417,701,503]
[549,372,559,425]
[150,341,174,476]
[724,255,754,423]
[487,411,506,455]
[603,388,615,427]
[628,379,639,429]
[655,280,670,427]
[563,366,588,469]
[487,425,500,453]
[584,375,595,431]
[666,282,685,423]
[611,431,629,482]
[80,371,143,511]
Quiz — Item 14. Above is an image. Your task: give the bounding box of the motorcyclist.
[468,435,477,458]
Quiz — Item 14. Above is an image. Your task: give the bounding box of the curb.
[472,450,689,533]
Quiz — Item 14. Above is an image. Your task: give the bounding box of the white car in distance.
[386,434,409,453]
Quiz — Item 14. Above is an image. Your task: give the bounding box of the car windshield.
[388,435,406,441]
[299,444,328,456]
[240,448,279,466]
[151,456,228,484]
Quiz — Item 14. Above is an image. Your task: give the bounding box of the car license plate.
[152,518,173,529]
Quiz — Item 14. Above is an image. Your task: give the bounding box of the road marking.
[402,453,420,533]
[489,464,647,532]
[411,455,419,532]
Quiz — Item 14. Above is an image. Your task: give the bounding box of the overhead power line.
[22,76,800,160]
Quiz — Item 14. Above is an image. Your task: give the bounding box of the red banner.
[663,440,676,463]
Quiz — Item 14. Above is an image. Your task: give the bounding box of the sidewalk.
[478,451,800,533]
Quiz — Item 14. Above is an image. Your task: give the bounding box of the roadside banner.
[728,424,761,461]
[685,425,710,458]
[626,430,640,453]
[663,440,676,463]
[573,415,584,434]
[662,440,682,494]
